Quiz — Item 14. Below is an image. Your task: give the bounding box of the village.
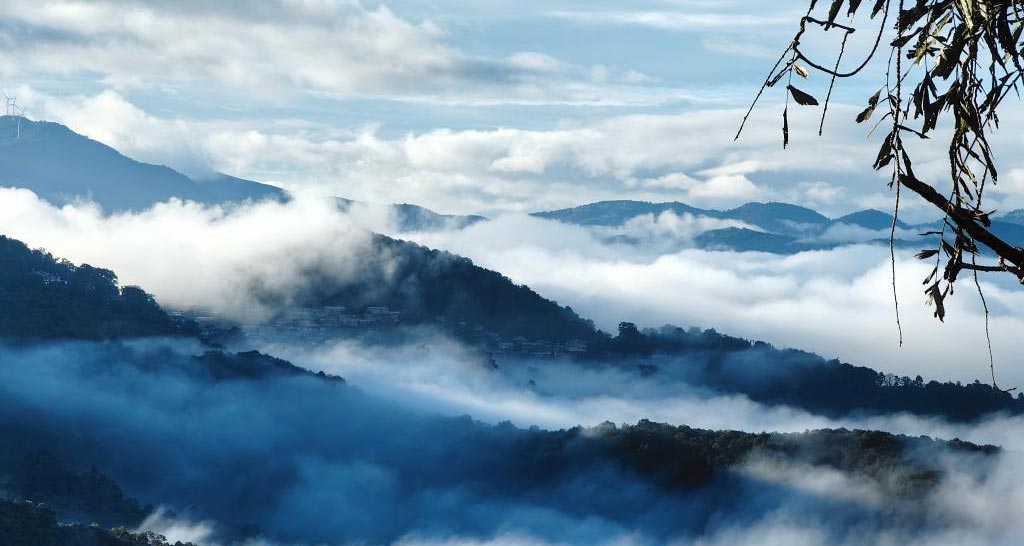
[173,305,590,360]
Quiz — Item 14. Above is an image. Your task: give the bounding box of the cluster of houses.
[235,306,403,343]
[32,270,67,285]
[486,337,587,359]
[173,304,590,360]
[277,306,402,329]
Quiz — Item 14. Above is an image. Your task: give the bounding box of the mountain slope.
[0,116,285,211]
[533,200,709,226]
[723,202,830,235]
[0,235,193,340]
[302,233,596,341]
[835,209,910,230]
[1000,209,1024,225]
[335,197,484,232]
[0,336,999,545]
[694,227,809,253]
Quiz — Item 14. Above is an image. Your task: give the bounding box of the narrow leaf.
[787,85,820,106]
[783,107,790,149]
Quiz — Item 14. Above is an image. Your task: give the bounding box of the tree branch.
[899,173,1024,272]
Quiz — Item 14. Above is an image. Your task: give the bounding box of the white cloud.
[0,188,380,321]
[546,9,797,32]
[410,215,1024,387]
[2,0,464,96]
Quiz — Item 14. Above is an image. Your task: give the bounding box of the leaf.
[827,0,845,25]
[783,107,790,149]
[873,133,894,170]
[847,0,864,16]
[856,105,875,123]
[866,89,881,107]
[871,0,886,18]
[794,64,809,78]
[787,85,819,106]
[926,283,946,322]
[916,249,940,260]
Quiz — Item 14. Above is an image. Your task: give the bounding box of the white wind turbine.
[3,94,25,138]
[12,103,24,139]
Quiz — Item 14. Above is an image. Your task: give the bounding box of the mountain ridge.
[534,199,1024,254]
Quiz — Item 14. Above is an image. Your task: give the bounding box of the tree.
[737,0,1024,386]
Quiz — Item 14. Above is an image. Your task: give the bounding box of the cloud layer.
[410,214,1024,387]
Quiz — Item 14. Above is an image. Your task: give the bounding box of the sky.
[5,0,1024,219]
[1,0,1023,386]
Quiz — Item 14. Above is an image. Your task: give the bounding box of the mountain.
[694,227,813,254]
[6,230,1015,423]
[532,200,708,226]
[587,324,1024,422]
[535,199,1024,254]
[0,498,198,546]
[301,233,596,342]
[335,197,484,232]
[1000,209,1024,225]
[0,116,481,231]
[533,200,830,234]
[0,116,286,211]
[723,202,830,235]
[0,335,998,544]
[833,209,910,231]
[0,235,195,341]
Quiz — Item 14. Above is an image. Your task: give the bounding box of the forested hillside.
[0,236,192,340]
[305,234,597,342]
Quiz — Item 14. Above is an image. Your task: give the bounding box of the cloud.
[409,215,1024,388]
[0,188,381,321]
[0,1,697,110]
[545,8,798,32]
[137,509,217,545]
[1,0,464,96]
[23,86,1024,223]
[14,88,892,216]
[1,177,1020,389]
[20,331,1024,546]
[5,337,1024,546]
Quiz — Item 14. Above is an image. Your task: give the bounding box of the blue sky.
[3,0,1024,219]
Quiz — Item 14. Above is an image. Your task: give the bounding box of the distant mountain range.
[534,200,1024,254]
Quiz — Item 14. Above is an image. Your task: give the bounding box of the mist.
[408,214,1024,387]
[1,183,1021,387]
[0,188,386,322]
[0,338,1021,546]
[262,331,1024,451]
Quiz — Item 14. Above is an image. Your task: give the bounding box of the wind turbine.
[12,104,24,139]
[1,93,11,116]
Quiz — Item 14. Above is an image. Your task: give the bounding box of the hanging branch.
[736,0,1024,384]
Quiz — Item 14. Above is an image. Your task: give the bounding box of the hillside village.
[175,305,591,360]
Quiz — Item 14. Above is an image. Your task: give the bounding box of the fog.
[0,188,383,322]
[1,185,1021,385]
[3,187,1024,545]
[0,338,1022,546]
[264,332,1024,451]
[1,185,1021,386]
[409,214,1024,387]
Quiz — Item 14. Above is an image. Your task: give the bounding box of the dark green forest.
[0,236,192,341]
